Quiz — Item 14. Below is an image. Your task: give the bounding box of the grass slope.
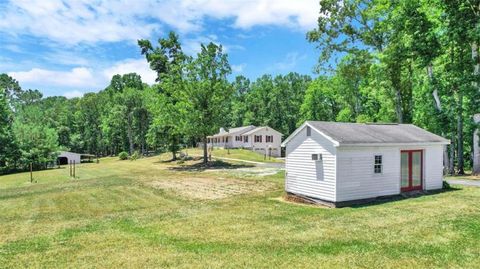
[186,148,284,163]
[0,156,479,268]
[445,173,480,181]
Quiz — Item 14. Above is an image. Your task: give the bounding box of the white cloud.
[102,58,157,85]
[231,63,246,73]
[188,0,319,30]
[0,1,158,45]
[7,58,157,93]
[42,51,90,66]
[0,0,319,45]
[183,35,220,55]
[273,52,307,71]
[63,90,84,99]
[8,67,98,88]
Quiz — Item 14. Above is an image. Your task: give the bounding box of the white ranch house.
[282,121,450,207]
[207,125,283,157]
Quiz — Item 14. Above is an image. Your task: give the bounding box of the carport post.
[69,160,72,177]
[30,163,33,183]
[73,161,76,178]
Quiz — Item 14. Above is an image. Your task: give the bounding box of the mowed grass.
[186,148,284,163]
[0,156,479,268]
[445,173,480,181]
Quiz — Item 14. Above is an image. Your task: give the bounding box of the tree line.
[1,0,478,174]
[306,0,479,175]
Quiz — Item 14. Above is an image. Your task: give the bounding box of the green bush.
[118,151,129,160]
[130,151,140,161]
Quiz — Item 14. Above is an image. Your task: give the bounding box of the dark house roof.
[283,121,450,146]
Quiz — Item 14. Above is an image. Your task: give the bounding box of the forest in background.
[0,0,479,174]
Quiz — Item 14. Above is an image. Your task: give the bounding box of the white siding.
[249,128,283,157]
[424,145,444,190]
[58,151,81,164]
[285,126,336,201]
[231,135,244,148]
[336,147,400,202]
[336,145,444,202]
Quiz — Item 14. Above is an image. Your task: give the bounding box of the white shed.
[57,151,81,165]
[281,121,450,207]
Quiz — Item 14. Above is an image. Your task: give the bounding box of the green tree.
[75,93,103,155]
[13,122,59,170]
[139,31,188,160]
[0,89,18,172]
[299,77,339,123]
[184,42,233,164]
[0,74,22,102]
[227,76,250,127]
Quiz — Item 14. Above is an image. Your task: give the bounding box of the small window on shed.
[312,154,322,161]
[374,155,383,174]
[306,126,311,136]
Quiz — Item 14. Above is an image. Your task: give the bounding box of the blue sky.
[0,0,320,98]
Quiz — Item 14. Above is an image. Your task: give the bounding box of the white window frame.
[374,155,383,174]
[311,153,323,161]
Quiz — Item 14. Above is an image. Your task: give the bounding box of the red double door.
[401,150,423,192]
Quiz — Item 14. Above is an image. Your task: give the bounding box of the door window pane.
[412,152,422,187]
[401,152,409,188]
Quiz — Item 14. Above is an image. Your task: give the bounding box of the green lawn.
[185,147,284,163]
[445,173,480,181]
[0,156,479,268]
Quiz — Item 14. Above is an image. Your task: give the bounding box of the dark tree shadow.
[347,187,461,208]
[285,187,461,208]
[169,160,254,172]
[153,156,202,164]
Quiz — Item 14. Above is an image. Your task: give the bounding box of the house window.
[225,137,228,143]
[244,136,248,142]
[307,126,311,136]
[254,135,262,143]
[374,155,383,174]
[266,135,273,143]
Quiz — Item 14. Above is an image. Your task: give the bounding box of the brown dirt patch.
[147,177,276,200]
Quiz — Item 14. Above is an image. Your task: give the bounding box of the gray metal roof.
[209,125,255,137]
[242,126,282,136]
[306,121,450,145]
[242,127,264,136]
[227,125,255,135]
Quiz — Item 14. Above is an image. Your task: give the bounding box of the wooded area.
[0,0,479,174]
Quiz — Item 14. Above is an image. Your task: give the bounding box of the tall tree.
[0,74,22,102]
[299,77,339,123]
[0,89,18,172]
[139,31,188,160]
[184,43,233,164]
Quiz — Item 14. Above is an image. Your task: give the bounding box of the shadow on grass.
[154,156,202,164]
[348,187,461,208]
[284,186,462,209]
[168,160,254,172]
